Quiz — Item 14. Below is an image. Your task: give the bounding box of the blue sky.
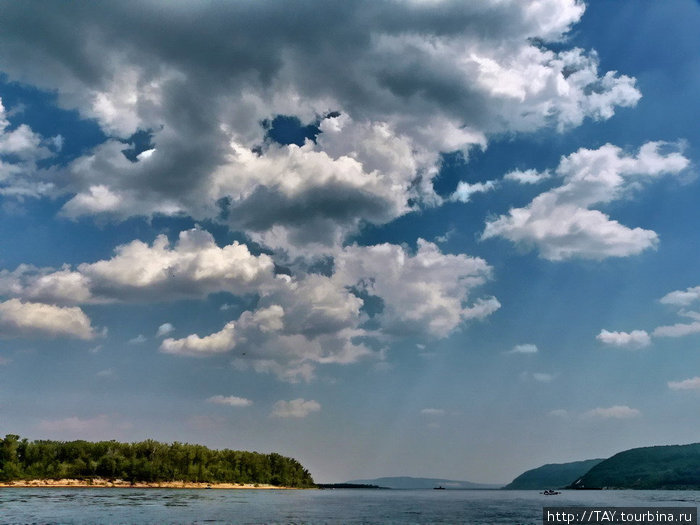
[0,0,699,484]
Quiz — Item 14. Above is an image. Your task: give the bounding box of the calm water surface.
[0,488,698,524]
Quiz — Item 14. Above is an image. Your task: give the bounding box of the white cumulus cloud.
[596,329,651,349]
[660,286,700,307]
[509,344,539,354]
[0,299,95,340]
[156,323,175,337]
[0,98,57,198]
[161,322,236,357]
[450,180,498,203]
[653,322,700,338]
[504,169,551,184]
[483,142,689,260]
[583,405,641,419]
[206,395,253,407]
[668,377,700,391]
[599,285,700,346]
[334,240,499,338]
[162,238,499,381]
[271,398,321,418]
[0,228,276,304]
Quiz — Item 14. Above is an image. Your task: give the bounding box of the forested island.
[0,434,315,488]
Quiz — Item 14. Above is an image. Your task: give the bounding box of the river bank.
[0,478,305,489]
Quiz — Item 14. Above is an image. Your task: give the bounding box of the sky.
[0,0,699,485]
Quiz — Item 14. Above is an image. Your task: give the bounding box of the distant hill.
[570,443,700,490]
[504,459,604,490]
[317,483,385,489]
[345,476,502,489]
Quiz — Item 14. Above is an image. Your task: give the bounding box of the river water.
[0,488,697,524]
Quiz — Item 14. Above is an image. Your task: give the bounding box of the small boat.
[434,486,446,490]
[541,489,560,495]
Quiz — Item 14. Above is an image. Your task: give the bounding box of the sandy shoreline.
[0,479,306,489]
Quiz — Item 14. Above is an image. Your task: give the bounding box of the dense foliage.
[571,443,700,489]
[503,459,604,490]
[0,434,314,487]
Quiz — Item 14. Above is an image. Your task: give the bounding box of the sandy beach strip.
[0,479,306,489]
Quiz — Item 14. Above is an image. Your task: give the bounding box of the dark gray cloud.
[0,1,639,254]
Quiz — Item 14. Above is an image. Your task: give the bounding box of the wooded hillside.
[570,443,700,489]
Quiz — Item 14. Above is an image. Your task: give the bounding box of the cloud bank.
[0,1,670,384]
[0,0,641,255]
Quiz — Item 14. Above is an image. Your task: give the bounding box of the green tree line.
[0,434,315,487]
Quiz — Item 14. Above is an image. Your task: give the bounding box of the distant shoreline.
[0,479,306,490]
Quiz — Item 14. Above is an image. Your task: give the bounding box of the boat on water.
[434,486,446,490]
[541,489,560,495]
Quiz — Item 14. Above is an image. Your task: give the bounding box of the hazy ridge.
[345,476,502,489]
